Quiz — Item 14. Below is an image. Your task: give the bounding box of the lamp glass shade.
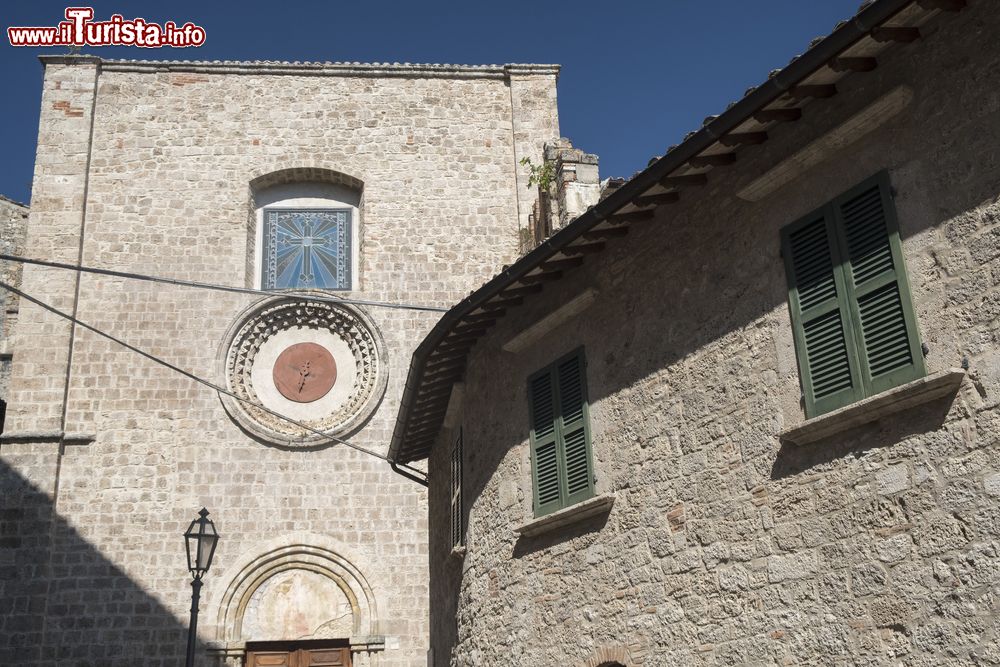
[184,508,219,577]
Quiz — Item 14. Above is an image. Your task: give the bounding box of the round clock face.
[272,342,338,403]
[219,296,387,446]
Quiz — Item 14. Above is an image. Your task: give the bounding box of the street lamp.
[184,508,219,667]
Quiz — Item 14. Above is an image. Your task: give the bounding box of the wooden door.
[298,647,349,666]
[246,641,351,667]
[246,649,293,667]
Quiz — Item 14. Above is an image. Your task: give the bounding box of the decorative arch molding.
[579,643,647,667]
[216,294,389,446]
[249,167,365,201]
[204,532,385,666]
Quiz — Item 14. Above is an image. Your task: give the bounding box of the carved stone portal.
[242,570,354,641]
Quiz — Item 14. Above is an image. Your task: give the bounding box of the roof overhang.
[388,0,969,465]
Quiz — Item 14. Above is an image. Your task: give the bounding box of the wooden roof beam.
[406,424,446,439]
[426,350,462,366]
[538,257,584,272]
[452,320,497,331]
[560,242,606,256]
[408,411,448,428]
[608,209,655,225]
[499,284,543,299]
[720,132,768,147]
[420,374,464,392]
[462,311,503,324]
[414,389,453,406]
[871,26,920,42]
[450,323,492,337]
[425,355,464,370]
[632,192,679,208]
[404,428,442,443]
[917,0,966,10]
[442,329,485,345]
[517,271,563,285]
[582,227,629,241]
[482,296,523,310]
[753,108,802,124]
[406,422,446,439]
[660,173,708,188]
[425,360,462,375]
[424,366,463,383]
[789,84,837,100]
[830,56,878,73]
[413,396,451,412]
[688,153,737,168]
[409,404,447,419]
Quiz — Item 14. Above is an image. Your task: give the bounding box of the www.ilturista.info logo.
[7,7,206,48]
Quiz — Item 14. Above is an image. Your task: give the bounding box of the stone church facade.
[0,56,559,665]
[389,1,1000,665]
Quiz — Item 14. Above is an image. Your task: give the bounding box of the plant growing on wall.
[519,157,555,191]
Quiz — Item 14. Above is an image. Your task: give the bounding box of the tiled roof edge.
[37,55,560,78]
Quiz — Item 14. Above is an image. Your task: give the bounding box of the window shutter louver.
[782,215,864,417]
[528,370,562,515]
[782,172,924,418]
[528,349,594,517]
[832,174,925,396]
[450,429,464,549]
[557,354,593,503]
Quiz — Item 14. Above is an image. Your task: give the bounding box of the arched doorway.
[204,532,384,667]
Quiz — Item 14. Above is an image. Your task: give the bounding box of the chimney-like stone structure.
[525,138,600,251]
[546,138,600,231]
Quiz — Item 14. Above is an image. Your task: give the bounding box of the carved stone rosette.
[218,295,387,446]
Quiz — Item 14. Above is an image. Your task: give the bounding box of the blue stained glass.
[262,209,352,290]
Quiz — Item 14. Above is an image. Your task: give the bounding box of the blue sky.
[0,1,863,205]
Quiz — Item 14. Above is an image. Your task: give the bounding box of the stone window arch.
[579,644,645,667]
[247,168,364,291]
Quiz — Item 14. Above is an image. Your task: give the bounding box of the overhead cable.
[0,253,449,313]
[0,279,408,465]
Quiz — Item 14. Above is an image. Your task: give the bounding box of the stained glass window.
[261,209,352,290]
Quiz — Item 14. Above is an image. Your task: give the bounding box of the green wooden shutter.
[782,212,865,417]
[528,349,594,517]
[831,172,925,396]
[450,428,463,549]
[528,368,563,516]
[556,352,594,507]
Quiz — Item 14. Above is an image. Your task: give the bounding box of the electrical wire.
[0,279,398,463]
[0,253,449,313]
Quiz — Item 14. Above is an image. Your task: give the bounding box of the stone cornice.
[38,54,560,80]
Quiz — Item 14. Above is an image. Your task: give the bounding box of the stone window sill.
[778,368,966,446]
[514,493,615,538]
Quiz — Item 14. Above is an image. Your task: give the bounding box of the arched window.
[249,169,362,291]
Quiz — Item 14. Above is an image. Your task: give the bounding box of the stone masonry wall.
[0,58,559,666]
[430,5,1000,666]
[0,195,29,422]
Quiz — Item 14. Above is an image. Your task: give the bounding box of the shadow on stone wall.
[0,459,196,666]
[512,512,611,559]
[770,390,959,481]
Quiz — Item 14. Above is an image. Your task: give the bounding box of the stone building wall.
[429,5,1000,665]
[0,57,559,666]
[0,194,29,426]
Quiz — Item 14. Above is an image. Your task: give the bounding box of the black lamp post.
[183,508,219,667]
